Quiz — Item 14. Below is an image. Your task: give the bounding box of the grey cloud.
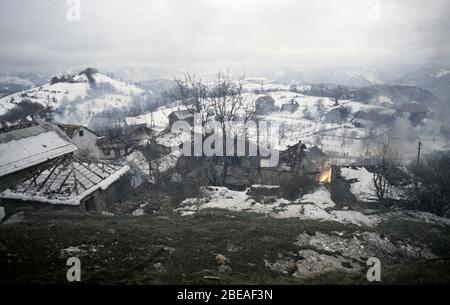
[0,0,449,74]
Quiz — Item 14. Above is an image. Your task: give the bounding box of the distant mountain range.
[394,68,450,103]
[0,72,50,97]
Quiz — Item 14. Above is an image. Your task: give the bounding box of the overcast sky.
[0,0,449,75]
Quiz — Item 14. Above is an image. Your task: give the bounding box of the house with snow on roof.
[0,119,78,192]
[0,120,132,218]
[168,110,195,128]
[57,124,103,159]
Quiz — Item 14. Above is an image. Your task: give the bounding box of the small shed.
[255,96,275,115]
[323,108,342,123]
[281,100,299,113]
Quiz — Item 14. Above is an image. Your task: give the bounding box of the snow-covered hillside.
[0,70,145,126]
[126,87,449,161]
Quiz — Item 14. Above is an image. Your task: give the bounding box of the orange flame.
[318,167,332,184]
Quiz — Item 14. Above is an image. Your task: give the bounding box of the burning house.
[317,166,333,184]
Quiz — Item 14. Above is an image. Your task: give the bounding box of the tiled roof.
[0,155,130,205]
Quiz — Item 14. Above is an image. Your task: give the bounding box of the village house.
[255,95,275,115]
[57,124,103,159]
[395,102,429,125]
[305,146,328,164]
[323,107,343,123]
[0,120,78,192]
[281,99,299,113]
[0,154,131,215]
[168,110,195,129]
[351,109,395,128]
[0,119,136,218]
[96,134,130,160]
[278,141,307,170]
[125,123,155,145]
[95,123,157,160]
[125,148,181,184]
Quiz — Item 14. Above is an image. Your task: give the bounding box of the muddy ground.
[1,208,450,284]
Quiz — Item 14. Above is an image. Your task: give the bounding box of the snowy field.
[177,186,378,227]
[176,184,450,228]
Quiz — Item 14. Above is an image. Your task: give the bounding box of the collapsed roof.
[0,155,130,205]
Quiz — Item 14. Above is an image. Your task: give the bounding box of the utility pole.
[417,141,422,165]
[150,111,155,128]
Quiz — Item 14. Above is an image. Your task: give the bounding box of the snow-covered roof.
[169,110,194,120]
[0,155,130,205]
[0,121,78,178]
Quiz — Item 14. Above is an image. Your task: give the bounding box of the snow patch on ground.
[132,208,144,216]
[300,187,335,209]
[384,210,450,227]
[340,167,377,202]
[178,187,378,226]
[59,244,100,258]
[339,166,407,202]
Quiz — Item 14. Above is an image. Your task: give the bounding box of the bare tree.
[373,142,397,201]
[171,73,210,125]
[208,72,254,183]
[333,85,346,106]
[168,72,254,185]
[316,98,326,116]
[407,151,450,217]
[144,138,162,185]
